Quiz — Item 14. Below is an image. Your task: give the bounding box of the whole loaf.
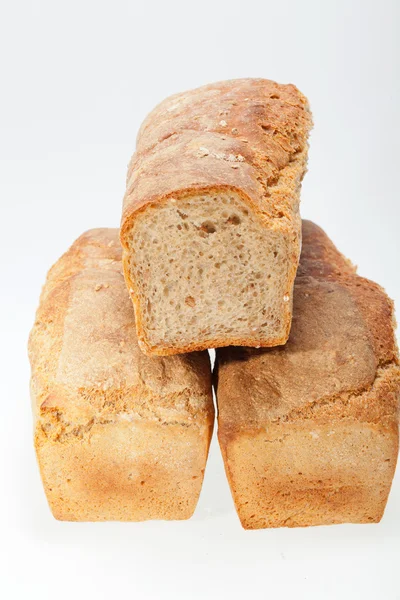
[29,229,214,521]
[215,220,400,529]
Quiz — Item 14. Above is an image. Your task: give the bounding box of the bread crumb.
[219,120,227,127]
[231,128,238,135]
[283,294,290,302]
[310,431,319,439]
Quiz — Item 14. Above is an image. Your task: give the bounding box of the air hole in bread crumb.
[177,210,188,220]
[185,296,196,307]
[270,93,279,99]
[200,221,216,234]
[227,214,241,225]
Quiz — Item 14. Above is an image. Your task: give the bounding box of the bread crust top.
[29,229,213,438]
[120,78,312,242]
[216,221,400,432]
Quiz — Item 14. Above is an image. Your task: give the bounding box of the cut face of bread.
[127,192,293,355]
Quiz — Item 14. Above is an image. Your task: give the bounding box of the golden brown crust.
[29,229,214,521]
[120,79,312,355]
[122,79,312,228]
[215,220,400,528]
[219,420,399,529]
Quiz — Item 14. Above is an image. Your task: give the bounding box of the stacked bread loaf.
[29,79,399,527]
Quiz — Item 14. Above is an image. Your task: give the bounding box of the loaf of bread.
[29,229,214,521]
[120,78,312,356]
[215,220,400,529]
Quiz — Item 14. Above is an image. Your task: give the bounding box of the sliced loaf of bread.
[121,79,312,355]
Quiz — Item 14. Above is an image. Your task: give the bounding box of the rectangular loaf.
[29,229,214,521]
[120,78,312,356]
[215,220,400,529]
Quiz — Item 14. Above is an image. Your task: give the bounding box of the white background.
[1,1,399,598]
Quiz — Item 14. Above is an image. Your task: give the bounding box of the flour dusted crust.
[215,220,400,529]
[120,79,312,355]
[29,229,214,521]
